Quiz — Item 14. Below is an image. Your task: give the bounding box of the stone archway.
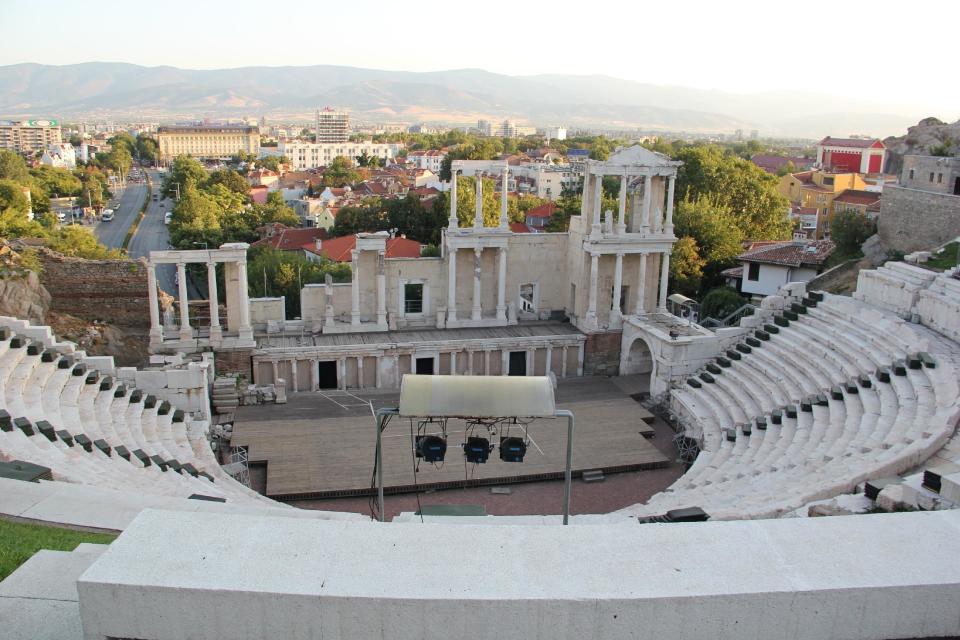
[622,337,654,376]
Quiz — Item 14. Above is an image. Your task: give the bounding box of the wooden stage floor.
[231,377,670,500]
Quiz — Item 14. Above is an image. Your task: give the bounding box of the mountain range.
[0,62,940,138]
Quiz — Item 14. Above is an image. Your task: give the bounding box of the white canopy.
[398,375,556,418]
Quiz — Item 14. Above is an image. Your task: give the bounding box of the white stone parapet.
[77,508,960,640]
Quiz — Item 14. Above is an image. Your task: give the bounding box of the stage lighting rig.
[463,436,493,463]
[499,436,527,462]
[415,435,447,462]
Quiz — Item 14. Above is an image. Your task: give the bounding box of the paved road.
[93,178,147,249]
[127,170,177,296]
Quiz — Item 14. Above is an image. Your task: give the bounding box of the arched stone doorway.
[622,338,654,375]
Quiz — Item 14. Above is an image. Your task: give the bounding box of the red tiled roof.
[751,154,814,174]
[833,189,881,207]
[510,222,532,233]
[315,235,423,262]
[525,202,558,220]
[739,240,835,267]
[251,226,327,252]
[818,137,884,149]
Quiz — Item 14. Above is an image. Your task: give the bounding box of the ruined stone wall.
[583,330,622,376]
[215,347,255,381]
[877,186,960,253]
[39,251,151,327]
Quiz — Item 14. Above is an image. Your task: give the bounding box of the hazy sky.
[2,0,956,115]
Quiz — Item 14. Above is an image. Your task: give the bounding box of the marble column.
[659,252,670,311]
[207,261,221,341]
[375,355,382,389]
[576,343,584,376]
[351,249,361,325]
[641,174,652,234]
[236,260,252,339]
[376,251,386,326]
[177,262,191,341]
[635,252,648,315]
[545,346,553,377]
[665,175,676,234]
[271,361,279,386]
[611,252,624,323]
[474,174,483,228]
[147,263,162,345]
[338,357,346,390]
[356,356,364,389]
[467,350,474,375]
[496,247,507,321]
[446,247,457,323]
[617,173,627,234]
[586,252,599,324]
[500,166,509,229]
[450,351,457,376]
[591,174,602,236]
[310,359,318,391]
[448,169,459,230]
[561,346,568,378]
[526,349,534,376]
[471,247,482,321]
[484,350,491,375]
[290,360,298,392]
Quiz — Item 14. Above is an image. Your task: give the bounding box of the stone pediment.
[606,145,677,168]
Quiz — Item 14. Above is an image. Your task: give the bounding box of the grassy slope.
[0,518,116,581]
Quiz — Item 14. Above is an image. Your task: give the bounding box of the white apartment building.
[407,150,447,173]
[0,119,63,153]
[40,143,76,169]
[156,126,260,162]
[279,140,404,171]
[510,163,582,200]
[544,126,567,141]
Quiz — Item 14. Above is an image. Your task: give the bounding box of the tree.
[0,150,30,183]
[670,236,706,297]
[255,155,289,172]
[700,287,746,322]
[831,210,876,256]
[207,169,250,196]
[323,156,361,187]
[135,135,159,165]
[29,166,82,198]
[674,145,791,242]
[0,179,32,217]
[162,155,208,200]
[46,227,124,259]
[589,135,613,161]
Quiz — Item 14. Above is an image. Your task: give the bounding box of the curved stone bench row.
[0,321,269,505]
[654,294,959,519]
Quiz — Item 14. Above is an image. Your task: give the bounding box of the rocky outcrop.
[0,270,51,323]
[883,117,960,176]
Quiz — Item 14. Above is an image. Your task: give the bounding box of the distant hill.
[0,62,935,138]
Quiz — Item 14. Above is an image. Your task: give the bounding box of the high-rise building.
[0,119,63,154]
[315,108,350,143]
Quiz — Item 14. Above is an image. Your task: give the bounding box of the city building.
[779,170,868,238]
[815,137,886,174]
[831,189,882,219]
[156,125,260,162]
[315,108,350,143]
[40,143,76,169]
[544,126,567,141]
[278,140,403,171]
[407,150,447,173]
[0,119,62,153]
[735,240,835,299]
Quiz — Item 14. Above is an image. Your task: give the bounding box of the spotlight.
[463,436,493,464]
[415,435,447,463]
[499,436,527,462]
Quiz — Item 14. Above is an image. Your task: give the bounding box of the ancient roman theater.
[2,147,959,640]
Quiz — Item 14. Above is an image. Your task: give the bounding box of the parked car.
[56,211,67,222]
[101,209,114,221]
[164,212,172,225]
